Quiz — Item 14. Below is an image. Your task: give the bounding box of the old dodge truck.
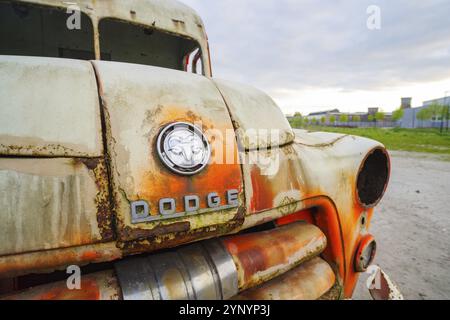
[0,0,399,300]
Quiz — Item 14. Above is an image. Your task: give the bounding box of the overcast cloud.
[182,0,450,114]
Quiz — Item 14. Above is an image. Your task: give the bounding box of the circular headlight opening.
[357,148,390,207]
[355,235,377,272]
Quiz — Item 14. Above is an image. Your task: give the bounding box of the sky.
[182,0,450,115]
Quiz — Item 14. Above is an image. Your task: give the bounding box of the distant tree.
[294,112,302,117]
[353,115,361,123]
[416,108,429,120]
[392,108,404,123]
[444,105,450,132]
[427,103,444,120]
[320,116,326,125]
[415,103,447,130]
[375,111,385,121]
[304,118,309,125]
[416,108,429,128]
[290,115,303,128]
[311,118,317,125]
[375,111,385,127]
[329,115,336,125]
[367,114,375,126]
[339,114,349,125]
[416,108,431,121]
[426,103,448,132]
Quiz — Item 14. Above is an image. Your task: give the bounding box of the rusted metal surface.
[1,270,122,300]
[242,144,305,215]
[92,61,244,248]
[118,208,245,255]
[2,222,329,300]
[232,257,335,300]
[0,157,113,257]
[76,158,115,240]
[0,56,103,157]
[214,79,295,150]
[292,135,388,298]
[222,221,327,290]
[319,283,343,300]
[0,242,121,279]
[275,208,315,226]
[13,0,211,77]
[239,129,389,298]
[293,130,349,147]
[368,266,404,300]
[354,234,376,272]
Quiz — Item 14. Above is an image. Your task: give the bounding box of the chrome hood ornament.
[157,122,211,175]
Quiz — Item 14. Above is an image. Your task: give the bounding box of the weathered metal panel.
[242,144,306,215]
[0,242,121,279]
[214,79,295,150]
[239,129,388,298]
[0,56,103,157]
[0,157,113,257]
[293,129,349,146]
[222,222,327,290]
[292,131,386,298]
[232,257,335,300]
[92,61,244,249]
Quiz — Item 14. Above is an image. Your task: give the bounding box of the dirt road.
[353,151,450,300]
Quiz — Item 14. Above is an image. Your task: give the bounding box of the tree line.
[291,103,449,132]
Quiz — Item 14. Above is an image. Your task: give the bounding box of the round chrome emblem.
[157,122,211,175]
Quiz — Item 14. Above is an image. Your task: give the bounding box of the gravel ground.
[353,150,450,300]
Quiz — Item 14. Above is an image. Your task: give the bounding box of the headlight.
[357,147,390,207]
[354,234,377,272]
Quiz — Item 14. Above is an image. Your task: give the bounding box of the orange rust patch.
[131,105,243,215]
[0,243,122,278]
[138,164,242,214]
[222,222,326,289]
[3,279,101,300]
[300,197,346,289]
[80,250,101,261]
[248,154,305,214]
[276,208,315,226]
[37,279,100,300]
[233,257,336,300]
[249,166,274,213]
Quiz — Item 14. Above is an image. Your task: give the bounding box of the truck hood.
[91,60,246,246]
[0,56,296,262]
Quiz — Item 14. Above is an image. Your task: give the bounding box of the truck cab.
[0,0,395,300]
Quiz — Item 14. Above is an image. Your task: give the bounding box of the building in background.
[305,109,340,122]
[400,96,450,128]
[288,96,449,129]
[401,97,412,109]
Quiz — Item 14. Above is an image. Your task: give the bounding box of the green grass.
[289,123,450,155]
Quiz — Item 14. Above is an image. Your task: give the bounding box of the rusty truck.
[0,0,400,300]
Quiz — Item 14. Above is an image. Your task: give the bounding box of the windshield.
[0,2,204,73]
[0,2,95,60]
